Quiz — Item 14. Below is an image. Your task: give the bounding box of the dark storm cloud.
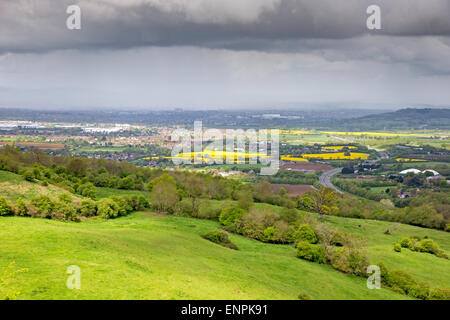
[1,0,450,110]
[0,0,450,54]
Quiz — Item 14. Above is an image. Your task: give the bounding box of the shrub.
[298,292,312,300]
[279,208,298,223]
[294,224,318,244]
[178,198,193,216]
[327,246,369,275]
[13,198,29,217]
[428,287,450,300]
[202,229,238,250]
[400,237,411,248]
[52,203,79,222]
[263,227,277,242]
[97,198,120,219]
[31,195,54,218]
[110,196,133,216]
[296,241,326,264]
[417,239,440,255]
[22,170,34,182]
[239,207,278,240]
[77,182,97,199]
[408,282,429,300]
[386,270,417,294]
[0,197,12,216]
[393,243,402,252]
[219,206,246,227]
[197,202,221,220]
[330,231,350,247]
[78,199,97,217]
[377,262,390,286]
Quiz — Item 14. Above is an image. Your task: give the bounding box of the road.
[319,168,343,194]
[317,149,389,194]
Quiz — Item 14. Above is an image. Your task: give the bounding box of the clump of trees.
[0,194,149,222]
[333,195,448,231]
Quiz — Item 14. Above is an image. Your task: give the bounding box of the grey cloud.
[1,0,450,54]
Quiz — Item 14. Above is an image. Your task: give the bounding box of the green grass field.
[0,171,80,202]
[323,216,450,288]
[96,187,150,199]
[1,212,409,300]
[1,171,448,300]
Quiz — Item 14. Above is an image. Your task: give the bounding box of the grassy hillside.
[325,216,450,288]
[0,170,80,202]
[0,169,448,300]
[1,212,407,300]
[337,108,450,130]
[238,202,450,288]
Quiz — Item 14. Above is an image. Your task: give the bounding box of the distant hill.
[334,108,450,130]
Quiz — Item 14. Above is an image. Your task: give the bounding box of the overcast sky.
[1,0,450,110]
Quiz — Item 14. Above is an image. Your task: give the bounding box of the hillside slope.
[0,212,406,300]
[336,108,450,130]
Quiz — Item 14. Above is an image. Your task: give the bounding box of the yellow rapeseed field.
[395,158,427,162]
[321,131,429,137]
[280,130,314,135]
[302,152,369,160]
[280,155,308,162]
[321,146,357,150]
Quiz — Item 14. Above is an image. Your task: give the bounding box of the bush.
[0,197,12,216]
[400,237,411,248]
[328,246,369,276]
[31,195,54,218]
[417,239,440,254]
[97,198,120,219]
[13,198,29,217]
[110,196,133,216]
[428,287,450,300]
[386,270,417,295]
[238,207,278,240]
[52,203,79,222]
[263,227,277,242]
[77,182,97,199]
[294,224,318,244]
[202,230,238,250]
[219,206,246,227]
[298,292,312,300]
[393,243,402,252]
[408,282,429,300]
[197,202,221,220]
[280,208,298,223]
[296,241,326,264]
[78,199,97,217]
[377,262,390,286]
[330,231,349,247]
[22,170,34,182]
[178,198,193,216]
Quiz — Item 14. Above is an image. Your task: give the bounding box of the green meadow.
[1,212,410,300]
[0,171,448,300]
